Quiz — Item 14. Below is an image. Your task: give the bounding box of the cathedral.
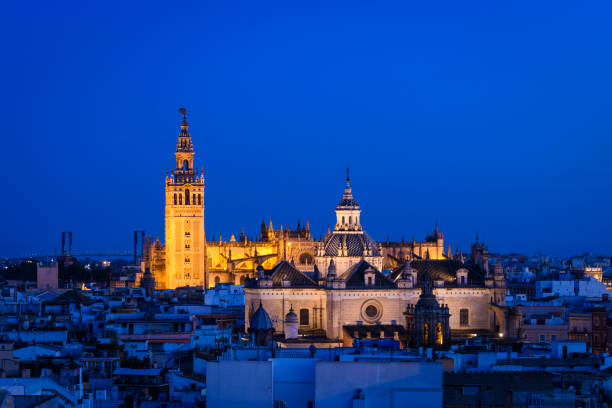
[143,111,517,344]
[142,110,452,290]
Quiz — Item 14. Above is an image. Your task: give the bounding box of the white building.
[207,358,442,408]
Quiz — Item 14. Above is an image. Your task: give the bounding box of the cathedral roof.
[250,302,272,331]
[269,261,318,288]
[340,260,396,289]
[323,232,380,257]
[390,259,484,286]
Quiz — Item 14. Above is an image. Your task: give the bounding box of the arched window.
[299,253,314,265]
[342,216,345,225]
[179,195,182,205]
[173,194,177,205]
[183,160,188,170]
[185,189,190,205]
[192,194,196,205]
[436,322,443,345]
[423,323,429,344]
[214,276,220,286]
[299,309,309,326]
[349,216,352,225]
[198,194,201,205]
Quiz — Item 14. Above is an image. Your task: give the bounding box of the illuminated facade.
[243,178,511,343]
[160,109,206,288]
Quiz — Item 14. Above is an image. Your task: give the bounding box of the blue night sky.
[1,1,611,258]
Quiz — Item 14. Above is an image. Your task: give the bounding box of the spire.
[297,218,301,231]
[447,244,452,258]
[269,219,274,232]
[337,167,359,208]
[174,107,194,173]
[305,218,310,231]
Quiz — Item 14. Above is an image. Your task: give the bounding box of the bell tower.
[164,108,206,289]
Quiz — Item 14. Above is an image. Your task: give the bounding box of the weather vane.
[178,107,187,122]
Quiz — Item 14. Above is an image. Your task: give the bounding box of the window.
[300,308,309,326]
[214,276,221,285]
[299,253,314,265]
[349,216,352,225]
[179,195,182,205]
[185,258,190,263]
[185,244,190,249]
[185,189,190,205]
[551,335,557,341]
[183,160,189,170]
[173,194,177,205]
[423,323,429,344]
[198,194,202,205]
[192,194,196,205]
[436,322,443,345]
[460,309,469,327]
[185,232,190,236]
[365,305,378,318]
[342,216,345,225]
[539,334,546,343]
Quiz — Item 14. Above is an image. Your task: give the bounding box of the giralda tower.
[163,108,206,289]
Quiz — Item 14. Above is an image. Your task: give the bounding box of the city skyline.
[2,1,612,257]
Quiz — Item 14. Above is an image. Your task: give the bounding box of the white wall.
[314,361,442,408]
[207,361,273,408]
[273,359,316,407]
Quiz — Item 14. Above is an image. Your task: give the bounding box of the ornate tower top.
[176,107,193,156]
[334,168,362,232]
[168,107,203,186]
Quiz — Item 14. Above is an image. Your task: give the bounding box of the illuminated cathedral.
[143,110,453,290]
[143,111,518,343]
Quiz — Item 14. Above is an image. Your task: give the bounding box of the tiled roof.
[324,232,380,257]
[270,261,318,288]
[390,259,484,286]
[337,197,359,207]
[340,260,396,289]
[249,302,273,330]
